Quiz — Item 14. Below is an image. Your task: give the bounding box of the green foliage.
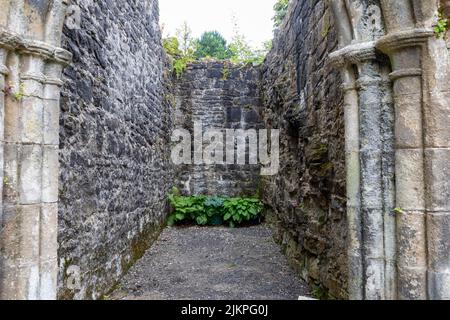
[163,21,271,70]
[273,0,290,29]
[163,22,196,78]
[167,192,263,227]
[163,37,182,57]
[228,19,270,65]
[195,31,231,60]
[435,8,449,39]
[173,55,194,79]
[222,198,263,228]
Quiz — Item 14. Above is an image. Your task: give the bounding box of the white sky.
[159,0,277,49]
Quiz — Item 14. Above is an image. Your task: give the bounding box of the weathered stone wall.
[260,0,347,298]
[58,0,173,299]
[174,61,263,197]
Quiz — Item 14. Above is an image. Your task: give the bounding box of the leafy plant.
[435,8,449,39]
[228,18,270,66]
[222,198,263,228]
[204,196,226,225]
[163,37,182,57]
[167,191,263,228]
[168,194,207,225]
[273,0,290,29]
[163,22,196,78]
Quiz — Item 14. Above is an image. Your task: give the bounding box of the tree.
[228,16,270,65]
[195,31,230,60]
[273,0,289,28]
[176,21,196,57]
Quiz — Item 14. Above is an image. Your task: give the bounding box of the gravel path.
[112,225,310,300]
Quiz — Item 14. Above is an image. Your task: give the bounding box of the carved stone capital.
[376,28,434,54]
[329,41,377,68]
[0,27,72,65]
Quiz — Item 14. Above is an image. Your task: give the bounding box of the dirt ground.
[112,225,310,300]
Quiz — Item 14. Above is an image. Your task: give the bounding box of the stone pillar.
[341,68,363,300]
[378,0,450,300]
[330,0,396,300]
[0,0,71,300]
[356,59,394,300]
[379,32,429,301]
[330,0,364,300]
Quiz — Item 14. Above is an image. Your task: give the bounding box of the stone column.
[356,58,395,300]
[0,48,7,295]
[0,0,71,300]
[330,0,364,300]
[333,47,396,300]
[378,0,450,300]
[330,0,396,299]
[421,9,450,301]
[341,68,363,300]
[40,62,63,299]
[378,32,429,301]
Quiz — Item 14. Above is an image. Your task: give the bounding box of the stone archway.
[0,0,71,300]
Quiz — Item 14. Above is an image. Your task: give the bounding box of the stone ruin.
[0,0,449,300]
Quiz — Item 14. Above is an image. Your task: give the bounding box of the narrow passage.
[112,225,310,300]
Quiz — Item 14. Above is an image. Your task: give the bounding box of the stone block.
[0,205,21,260]
[3,144,19,203]
[4,97,21,143]
[397,210,426,268]
[42,146,59,203]
[19,145,42,204]
[40,203,58,261]
[17,264,40,300]
[18,205,40,267]
[394,94,423,148]
[395,149,425,210]
[428,271,450,300]
[427,212,450,272]
[423,98,450,147]
[39,258,58,300]
[43,98,60,145]
[362,208,384,258]
[424,148,450,211]
[226,107,241,122]
[397,266,427,300]
[20,97,44,143]
[364,258,385,300]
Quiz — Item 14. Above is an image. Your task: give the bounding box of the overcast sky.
[159,0,277,48]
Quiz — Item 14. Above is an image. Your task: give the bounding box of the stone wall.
[58,0,173,299]
[260,0,347,298]
[173,61,263,197]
